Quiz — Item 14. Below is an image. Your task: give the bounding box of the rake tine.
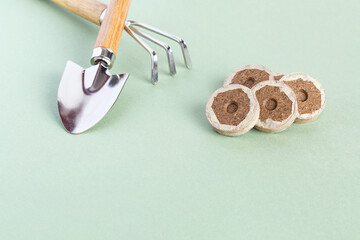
[124,24,158,84]
[127,20,192,69]
[128,25,176,76]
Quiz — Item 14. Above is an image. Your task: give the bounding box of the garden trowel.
[57,0,131,134]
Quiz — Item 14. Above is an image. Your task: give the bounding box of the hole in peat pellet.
[264,98,278,111]
[244,77,255,88]
[297,89,308,102]
[227,102,239,114]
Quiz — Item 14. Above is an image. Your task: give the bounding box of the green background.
[1,0,359,239]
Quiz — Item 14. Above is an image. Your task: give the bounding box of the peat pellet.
[206,84,260,136]
[280,73,326,123]
[252,81,297,133]
[224,64,273,88]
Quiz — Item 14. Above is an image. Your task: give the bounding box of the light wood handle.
[50,0,106,25]
[94,0,131,55]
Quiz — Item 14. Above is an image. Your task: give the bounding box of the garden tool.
[51,0,191,133]
[51,0,191,84]
[55,0,131,134]
[125,20,192,83]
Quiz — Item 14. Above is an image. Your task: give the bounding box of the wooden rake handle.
[50,0,106,25]
[50,0,131,55]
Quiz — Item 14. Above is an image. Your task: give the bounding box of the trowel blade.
[57,61,129,134]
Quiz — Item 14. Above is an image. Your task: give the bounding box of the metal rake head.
[124,20,192,84]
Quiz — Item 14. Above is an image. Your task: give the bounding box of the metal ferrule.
[90,47,116,69]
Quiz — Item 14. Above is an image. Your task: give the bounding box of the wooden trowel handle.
[50,0,106,25]
[94,0,131,55]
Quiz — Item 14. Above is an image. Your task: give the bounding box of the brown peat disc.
[224,64,273,88]
[206,84,260,136]
[280,73,326,123]
[252,80,297,133]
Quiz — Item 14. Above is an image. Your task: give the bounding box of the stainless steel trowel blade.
[57,61,129,134]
